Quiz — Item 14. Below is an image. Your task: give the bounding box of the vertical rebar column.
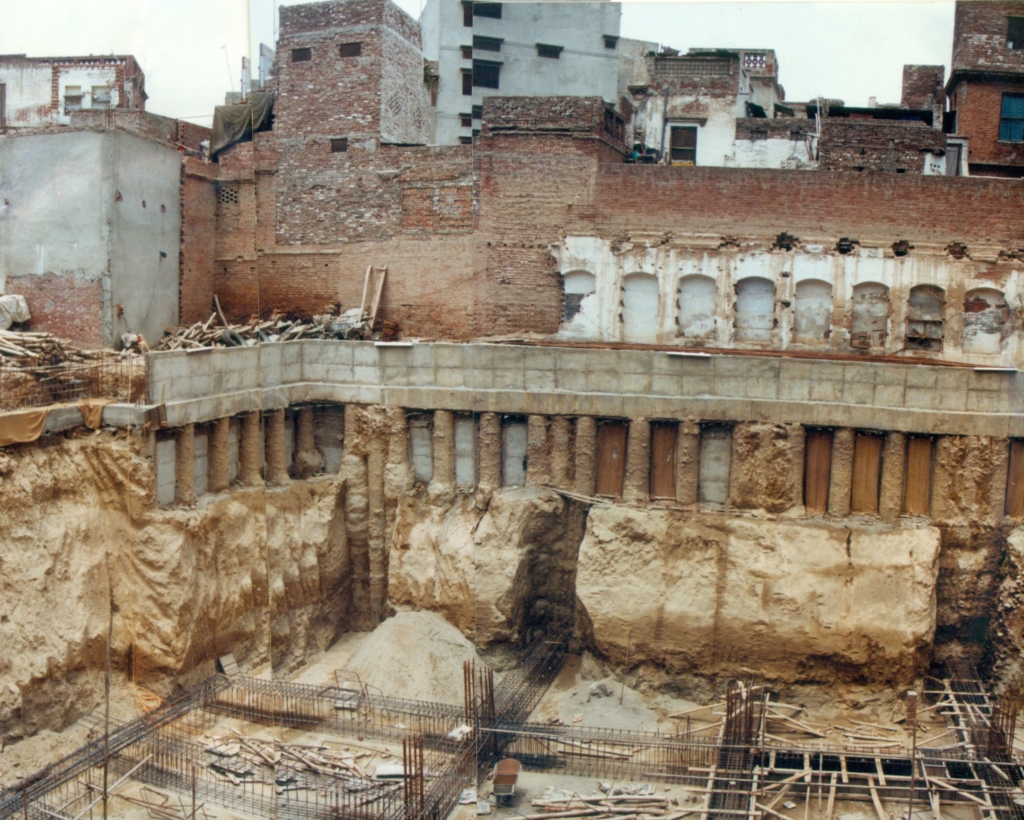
[239,412,262,485]
[175,423,196,505]
[209,417,231,492]
[265,408,289,485]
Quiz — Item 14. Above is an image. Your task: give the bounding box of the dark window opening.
[906,284,945,352]
[461,115,472,128]
[670,126,697,165]
[1008,16,1024,49]
[473,35,502,52]
[473,2,501,18]
[461,46,473,59]
[339,42,362,58]
[463,2,473,26]
[999,93,1024,141]
[472,128,480,136]
[462,70,473,96]
[473,60,500,89]
[537,43,563,59]
[330,138,348,153]
[604,36,619,49]
[291,47,312,62]
[459,136,473,145]
[472,105,483,119]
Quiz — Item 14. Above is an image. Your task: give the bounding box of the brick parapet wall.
[181,157,218,324]
[735,117,815,140]
[818,119,947,172]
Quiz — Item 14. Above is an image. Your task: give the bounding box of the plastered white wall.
[0,62,52,127]
[555,235,1024,366]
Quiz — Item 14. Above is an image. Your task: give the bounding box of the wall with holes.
[554,235,1024,365]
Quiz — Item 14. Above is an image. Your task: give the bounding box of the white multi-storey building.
[420,0,645,145]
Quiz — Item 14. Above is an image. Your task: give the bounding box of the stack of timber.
[0,329,116,368]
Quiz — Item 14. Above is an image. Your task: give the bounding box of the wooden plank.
[596,422,628,498]
[851,432,883,513]
[650,422,677,499]
[840,756,848,786]
[1006,440,1024,518]
[867,777,885,820]
[904,436,933,515]
[825,772,837,820]
[803,429,832,514]
[368,266,387,332]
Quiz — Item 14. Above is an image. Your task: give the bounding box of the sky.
[0,0,954,127]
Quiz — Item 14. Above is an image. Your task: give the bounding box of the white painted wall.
[454,415,476,487]
[555,235,1024,366]
[621,273,660,343]
[0,62,52,127]
[55,67,121,125]
[727,136,817,170]
[698,426,731,504]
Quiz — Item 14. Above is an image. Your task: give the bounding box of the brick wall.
[952,1,1024,73]
[8,273,105,346]
[902,65,945,109]
[180,158,218,323]
[734,117,814,140]
[818,119,947,172]
[951,79,1024,171]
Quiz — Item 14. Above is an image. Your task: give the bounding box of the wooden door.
[650,423,677,499]
[596,422,628,498]
[804,429,833,514]
[851,432,883,513]
[903,436,933,515]
[1007,440,1024,518]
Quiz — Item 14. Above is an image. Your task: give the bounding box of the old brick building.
[946,0,1024,177]
[0,54,146,129]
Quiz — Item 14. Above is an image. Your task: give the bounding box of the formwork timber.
[3,645,1024,820]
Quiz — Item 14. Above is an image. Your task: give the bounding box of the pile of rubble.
[153,309,388,351]
[528,786,687,820]
[0,329,115,368]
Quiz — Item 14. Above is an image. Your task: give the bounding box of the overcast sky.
[0,0,954,127]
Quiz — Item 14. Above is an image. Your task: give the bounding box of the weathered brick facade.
[817,119,947,172]
[180,158,218,324]
[6,273,105,347]
[948,1,1024,175]
[902,65,945,109]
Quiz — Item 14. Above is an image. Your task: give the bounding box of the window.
[621,273,659,343]
[462,70,473,96]
[339,42,362,58]
[461,46,473,59]
[291,47,312,62]
[562,270,596,323]
[734,277,775,343]
[677,275,717,339]
[91,86,111,109]
[792,279,832,342]
[999,93,1024,141]
[460,115,472,128]
[472,105,483,119]
[537,43,564,59]
[963,288,1008,354]
[850,282,889,349]
[604,36,619,49]
[670,126,697,164]
[459,136,473,145]
[330,138,348,153]
[64,85,83,113]
[1008,16,1024,49]
[462,1,474,26]
[473,2,501,18]
[473,35,502,52]
[473,60,500,89]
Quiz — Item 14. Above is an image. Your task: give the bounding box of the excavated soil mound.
[343,611,479,705]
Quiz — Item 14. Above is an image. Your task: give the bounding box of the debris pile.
[203,730,396,796]
[154,310,375,351]
[528,785,688,820]
[0,329,114,368]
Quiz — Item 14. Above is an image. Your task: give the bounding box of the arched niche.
[850,281,889,349]
[677,274,717,339]
[562,270,596,322]
[734,277,774,343]
[793,279,832,342]
[963,287,1008,354]
[621,273,659,343]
